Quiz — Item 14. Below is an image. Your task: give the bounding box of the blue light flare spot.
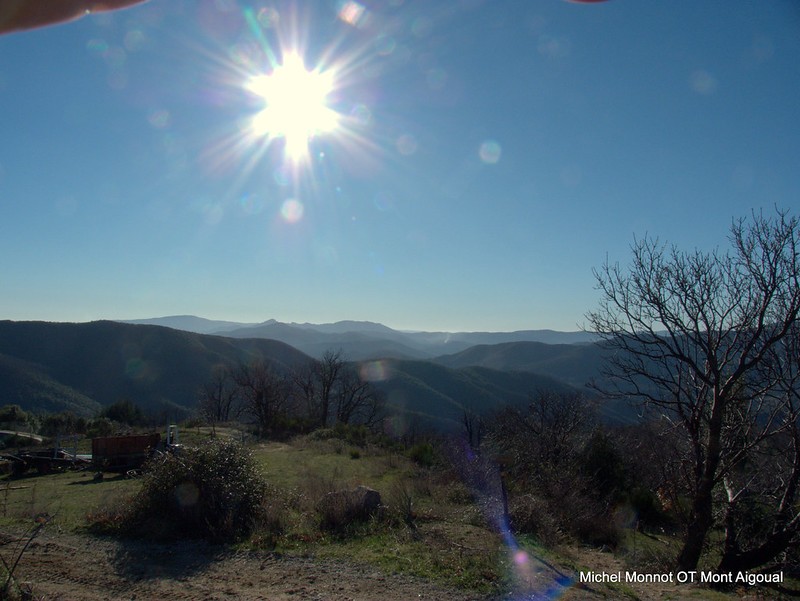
[373,191,394,212]
[123,30,146,52]
[337,1,370,29]
[86,38,109,54]
[479,140,502,164]
[375,35,396,56]
[175,481,200,507]
[411,16,433,37]
[360,360,393,382]
[280,198,304,223]
[396,134,418,155]
[690,69,718,95]
[350,104,372,127]
[239,193,265,215]
[272,167,291,186]
[147,109,171,129]
[257,6,280,28]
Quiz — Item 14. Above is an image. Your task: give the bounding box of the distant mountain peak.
[291,320,397,334]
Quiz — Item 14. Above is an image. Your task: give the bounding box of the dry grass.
[1,435,788,600]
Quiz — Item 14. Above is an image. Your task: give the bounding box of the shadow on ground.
[109,537,231,582]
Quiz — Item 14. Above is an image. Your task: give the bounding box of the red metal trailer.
[91,433,161,472]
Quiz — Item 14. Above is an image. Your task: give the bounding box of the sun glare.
[247,53,339,161]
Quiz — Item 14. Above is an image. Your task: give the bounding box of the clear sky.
[1,0,799,332]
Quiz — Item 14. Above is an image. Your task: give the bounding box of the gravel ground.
[8,531,490,601]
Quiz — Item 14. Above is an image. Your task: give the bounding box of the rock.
[316,485,382,528]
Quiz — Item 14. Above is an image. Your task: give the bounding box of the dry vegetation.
[0,426,796,600]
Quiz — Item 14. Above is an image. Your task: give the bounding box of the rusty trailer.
[91,433,161,472]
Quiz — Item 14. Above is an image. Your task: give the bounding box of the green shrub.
[386,480,415,527]
[407,442,435,467]
[86,417,114,438]
[123,439,268,542]
[334,423,368,447]
[100,399,147,426]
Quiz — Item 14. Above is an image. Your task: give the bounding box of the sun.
[247,53,339,161]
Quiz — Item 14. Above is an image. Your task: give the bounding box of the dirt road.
[12,530,768,600]
[11,531,487,601]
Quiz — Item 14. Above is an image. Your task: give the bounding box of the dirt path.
[9,530,776,600]
[10,531,487,601]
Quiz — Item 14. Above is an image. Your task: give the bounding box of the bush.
[0,404,31,430]
[39,412,86,437]
[407,442,435,467]
[100,399,147,426]
[508,493,562,546]
[122,439,268,542]
[86,417,114,438]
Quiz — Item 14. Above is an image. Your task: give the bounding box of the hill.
[0,320,310,417]
[371,360,582,429]
[118,315,599,360]
[0,353,101,417]
[433,341,608,388]
[0,320,628,428]
[120,315,263,334]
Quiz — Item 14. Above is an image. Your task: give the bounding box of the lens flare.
[479,140,502,164]
[396,134,418,155]
[337,1,370,28]
[454,440,576,599]
[175,481,200,507]
[360,360,393,382]
[280,198,304,223]
[247,53,340,162]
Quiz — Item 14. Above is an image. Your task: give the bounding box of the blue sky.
[1,0,799,332]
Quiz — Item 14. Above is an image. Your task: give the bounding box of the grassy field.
[0,433,794,600]
[0,434,545,596]
[0,470,139,532]
[251,437,516,594]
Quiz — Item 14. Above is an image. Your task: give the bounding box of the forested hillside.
[0,321,309,417]
[0,320,610,427]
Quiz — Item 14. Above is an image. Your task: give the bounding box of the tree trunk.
[677,491,714,571]
[718,528,796,574]
[678,403,724,571]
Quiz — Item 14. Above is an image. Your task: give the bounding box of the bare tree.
[716,322,800,574]
[334,365,385,427]
[462,407,484,451]
[198,366,240,432]
[291,351,384,429]
[315,349,345,428]
[232,360,289,436]
[488,391,593,494]
[290,360,319,425]
[484,391,601,544]
[587,209,800,572]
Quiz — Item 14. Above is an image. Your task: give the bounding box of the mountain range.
[120,315,600,360]
[0,318,629,431]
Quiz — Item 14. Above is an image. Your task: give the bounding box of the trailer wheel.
[11,460,28,477]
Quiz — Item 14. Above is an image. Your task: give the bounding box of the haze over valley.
[0,317,620,430]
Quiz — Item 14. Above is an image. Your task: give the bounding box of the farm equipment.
[1,437,90,476]
[91,433,161,472]
[91,425,180,473]
[0,426,181,476]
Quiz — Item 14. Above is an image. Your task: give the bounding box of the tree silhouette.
[588,209,800,572]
